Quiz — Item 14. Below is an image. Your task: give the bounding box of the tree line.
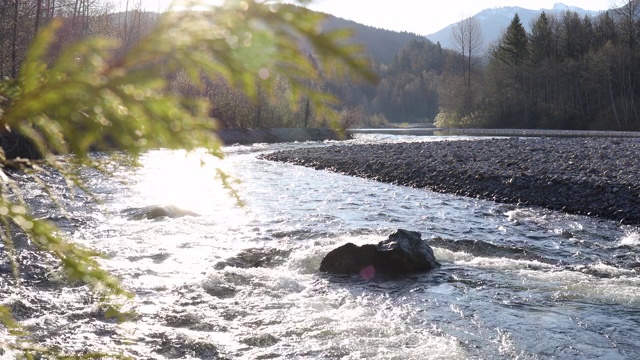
[4,0,640,130]
[0,1,152,76]
[0,0,452,129]
[304,0,640,131]
[0,0,375,130]
[438,1,640,130]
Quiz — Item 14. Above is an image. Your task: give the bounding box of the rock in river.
[214,248,292,270]
[122,205,199,220]
[320,229,440,278]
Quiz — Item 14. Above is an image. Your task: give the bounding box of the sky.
[138,0,617,35]
[305,0,616,35]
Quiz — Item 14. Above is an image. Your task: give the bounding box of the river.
[2,133,640,359]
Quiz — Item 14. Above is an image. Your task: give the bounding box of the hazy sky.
[305,0,615,35]
[139,0,617,35]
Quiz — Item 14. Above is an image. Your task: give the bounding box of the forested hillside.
[321,15,427,64]
[313,13,450,124]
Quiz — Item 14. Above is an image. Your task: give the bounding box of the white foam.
[204,269,470,359]
[505,208,539,223]
[587,262,637,277]
[456,257,556,271]
[619,232,640,246]
[286,246,327,274]
[518,268,640,305]
[432,247,474,262]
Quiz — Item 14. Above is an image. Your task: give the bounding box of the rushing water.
[2,134,640,359]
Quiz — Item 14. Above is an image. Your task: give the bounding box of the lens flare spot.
[360,265,376,280]
[258,68,270,80]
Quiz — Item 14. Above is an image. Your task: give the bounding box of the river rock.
[214,248,292,270]
[122,205,198,220]
[377,229,440,274]
[319,229,440,277]
[319,243,379,275]
[0,131,42,160]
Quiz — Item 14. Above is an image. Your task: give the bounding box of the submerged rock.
[427,237,536,261]
[214,248,292,270]
[151,332,226,359]
[122,205,198,220]
[320,229,440,278]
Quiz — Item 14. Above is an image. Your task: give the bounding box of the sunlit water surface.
[3,134,640,359]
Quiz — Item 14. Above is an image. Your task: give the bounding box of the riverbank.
[217,128,348,145]
[349,127,640,137]
[0,128,347,160]
[260,137,640,224]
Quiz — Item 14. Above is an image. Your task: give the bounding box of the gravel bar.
[260,137,640,225]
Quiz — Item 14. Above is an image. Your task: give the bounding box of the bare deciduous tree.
[612,0,640,50]
[451,15,483,89]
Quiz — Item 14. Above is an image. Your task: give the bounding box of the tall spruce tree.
[499,14,529,67]
[529,12,553,65]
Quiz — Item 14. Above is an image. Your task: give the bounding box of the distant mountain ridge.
[313,4,603,64]
[426,3,601,51]
[320,14,429,64]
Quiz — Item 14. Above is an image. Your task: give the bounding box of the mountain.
[321,14,430,64]
[426,3,601,51]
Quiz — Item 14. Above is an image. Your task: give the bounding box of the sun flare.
[130,149,238,214]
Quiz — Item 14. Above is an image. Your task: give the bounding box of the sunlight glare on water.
[128,149,239,215]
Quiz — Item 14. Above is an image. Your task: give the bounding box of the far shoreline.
[350,127,640,138]
[217,128,349,145]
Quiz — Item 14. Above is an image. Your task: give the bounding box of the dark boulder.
[376,229,440,274]
[320,229,440,278]
[319,243,379,275]
[122,205,198,220]
[0,131,42,160]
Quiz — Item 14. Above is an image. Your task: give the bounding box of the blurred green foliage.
[0,0,374,357]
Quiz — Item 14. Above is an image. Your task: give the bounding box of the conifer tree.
[498,14,529,67]
[529,12,553,65]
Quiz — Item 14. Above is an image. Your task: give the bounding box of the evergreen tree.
[498,14,529,67]
[560,11,591,60]
[373,39,443,122]
[594,11,617,48]
[483,14,531,128]
[581,15,595,55]
[529,12,553,65]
